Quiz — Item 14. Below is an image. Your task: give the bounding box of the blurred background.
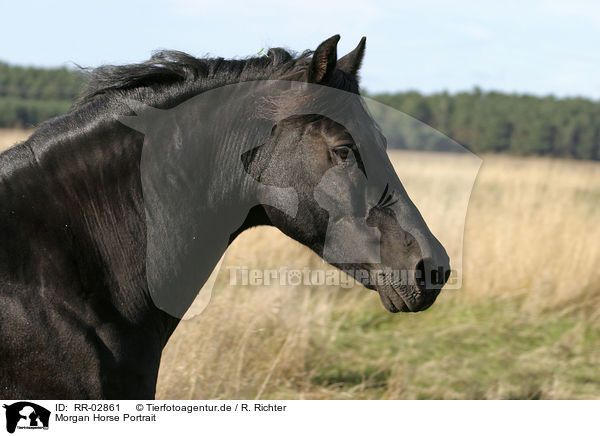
[1,0,599,399]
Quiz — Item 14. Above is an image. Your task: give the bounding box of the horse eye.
[333,146,351,161]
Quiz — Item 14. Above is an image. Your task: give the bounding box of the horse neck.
[69,100,256,303]
[10,109,180,332]
[7,93,262,333]
[136,109,262,319]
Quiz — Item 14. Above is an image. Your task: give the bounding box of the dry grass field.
[0,129,32,152]
[2,129,599,399]
[158,151,600,399]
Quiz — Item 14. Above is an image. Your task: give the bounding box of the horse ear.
[308,35,340,84]
[337,37,366,78]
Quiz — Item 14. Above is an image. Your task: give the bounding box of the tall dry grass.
[1,129,598,398]
[157,151,600,399]
[0,128,32,152]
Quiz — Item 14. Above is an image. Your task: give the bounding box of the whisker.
[385,198,399,208]
[376,184,389,207]
[384,193,393,205]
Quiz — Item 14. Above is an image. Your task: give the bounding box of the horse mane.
[73,47,357,108]
[10,46,359,166]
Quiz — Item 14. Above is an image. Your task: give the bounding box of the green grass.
[297,297,600,399]
[158,267,600,400]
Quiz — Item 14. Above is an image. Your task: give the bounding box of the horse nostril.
[414,258,450,291]
[414,259,427,291]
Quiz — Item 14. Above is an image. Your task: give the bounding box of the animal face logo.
[120,80,481,318]
[3,402,50,433]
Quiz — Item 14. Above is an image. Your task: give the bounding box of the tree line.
[372,88,600,160]
[1,62,599,160]
[0,62,82,128]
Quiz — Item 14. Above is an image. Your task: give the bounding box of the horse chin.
[376,284,438,313]
[377,288,408,313]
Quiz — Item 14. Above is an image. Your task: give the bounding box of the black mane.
[8,45,359,180]
[75,48,359,109]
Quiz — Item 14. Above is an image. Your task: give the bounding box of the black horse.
[0,36,449,399]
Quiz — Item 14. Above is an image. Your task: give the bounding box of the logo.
[3,402,50,433]
[119,79,480,319]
